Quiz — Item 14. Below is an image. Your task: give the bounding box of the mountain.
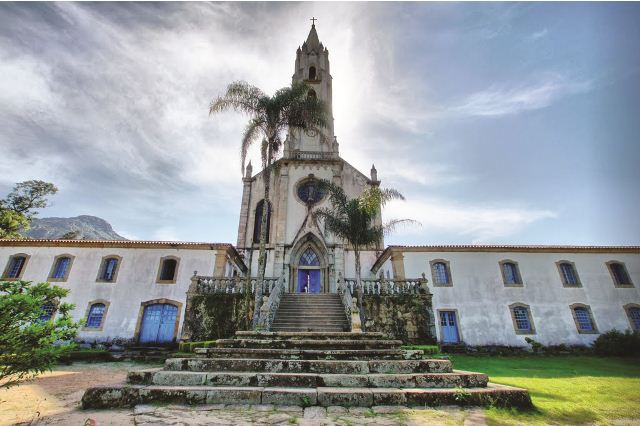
[23,215,127,240]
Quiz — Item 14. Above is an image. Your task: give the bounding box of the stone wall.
[363,294,436,344]
[185,293,254,341]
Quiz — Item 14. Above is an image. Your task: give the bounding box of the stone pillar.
[237,172,253,248]
[273,166,289,276]
[391,252,406,280]
[213,252,227,277]
[179,272,199,342]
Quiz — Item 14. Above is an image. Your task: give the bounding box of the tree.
[0,180,58,238]
[314,181,417,328]
[0,280,81,388]
[210,81,328,326]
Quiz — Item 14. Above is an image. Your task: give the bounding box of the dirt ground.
[0,362,152,426]
[0,362,486,426]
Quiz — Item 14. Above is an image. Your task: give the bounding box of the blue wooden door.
[139,304,178,344]
[297,269,321,293]
[439,311,460,344]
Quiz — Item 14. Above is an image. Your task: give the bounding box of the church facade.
[1,25,639,348]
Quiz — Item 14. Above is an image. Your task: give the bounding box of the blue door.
[439,311,460,344]
[139,304,178,344]
[297,269,321,293]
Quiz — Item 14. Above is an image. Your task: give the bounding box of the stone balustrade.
[292,150,336,160]
[194,275,279,296]
[341,273,430,296]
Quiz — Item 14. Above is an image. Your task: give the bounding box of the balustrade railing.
[292,151,336,161]
[342,273,429,296]
[194,275,279,295]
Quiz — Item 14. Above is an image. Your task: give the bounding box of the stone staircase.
[271,293,349,332]
[82,331,532,409]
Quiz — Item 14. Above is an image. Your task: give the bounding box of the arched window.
[97,256,121,282]
[299,248,320,266]
[39,302,56,322]
[50,255,73,281]
[430,260,452,286]
[3,254,29,279]
[158,258,178,282]
[510,304,535,334]
[500,260,522,286]
[307,89,317,99]
[86,303,106,328]
[308,66,316,80]
[557,261,580,287]
[624,304,640,331]
[607,261,633,287]
[571,305,597,333]
[253,200,271,244]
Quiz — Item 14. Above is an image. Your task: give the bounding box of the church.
[1,24,638,349]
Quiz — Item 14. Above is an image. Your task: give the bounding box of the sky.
[1,2,639,246]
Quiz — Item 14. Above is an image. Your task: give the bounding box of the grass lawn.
[450,355,640,425]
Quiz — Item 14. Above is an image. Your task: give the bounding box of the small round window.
[296,178,326,206]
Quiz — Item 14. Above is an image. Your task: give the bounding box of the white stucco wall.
[378,249,640,347]
[0,243,229,343]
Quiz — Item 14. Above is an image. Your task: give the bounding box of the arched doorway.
[297,247,321,293]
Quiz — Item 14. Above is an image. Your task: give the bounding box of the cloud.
[386,198,557,243]
[529,28,548,41]
[451,74,592,117]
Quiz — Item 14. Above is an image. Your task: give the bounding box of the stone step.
[82,383,532,409]
[271,326,349,332]
[128,370,488,389]
[216,338,401,350]
[274,315,347,325]
[164,358,453,374]
[193,347,420,360]
[234,331,387,340]
[275,308,347,313]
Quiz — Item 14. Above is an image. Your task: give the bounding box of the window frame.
[569,303,599,334]
[83,299,110,331]
[623,303,640,331]
[430,259,453,287]
[39,301,58,322]
[499,259,523,287]
[556,260,582,288]
[2,253,31,280]
[48,254,75,282]
[606,261,634,288]
[156,256,180,284]
[96,255,122,283]
[509,303,536,335]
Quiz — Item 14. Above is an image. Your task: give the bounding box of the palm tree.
[210,81,328,327]
[314,181,416,328]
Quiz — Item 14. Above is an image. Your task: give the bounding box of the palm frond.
[379,188,405,206]
[209,81,265,116]
[240,119,265,173]
[381,219,421,236]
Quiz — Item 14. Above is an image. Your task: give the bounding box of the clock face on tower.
[304,128,318,137]
[296,178,326,206]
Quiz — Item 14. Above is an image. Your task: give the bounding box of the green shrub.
[592,330,640,357]
[179,340,217,353]
[400,345,440,355]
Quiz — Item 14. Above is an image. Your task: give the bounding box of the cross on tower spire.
[310,17,317,26]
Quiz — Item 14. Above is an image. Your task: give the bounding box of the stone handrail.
[194,275,279,295]
[257,275,285,331]
[343,273,429,296]
[337,272,352,320]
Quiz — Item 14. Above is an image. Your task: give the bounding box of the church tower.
[236,22,383,293]
[284,22,338,158]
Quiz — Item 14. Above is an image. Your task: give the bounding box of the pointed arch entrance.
[289,233,329,293]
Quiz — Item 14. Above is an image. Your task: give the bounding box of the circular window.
[296,178,326,206]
